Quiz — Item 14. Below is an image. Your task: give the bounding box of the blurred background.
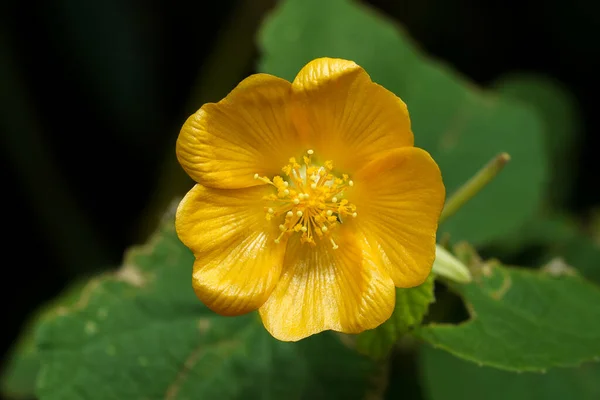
[1,0,599,387]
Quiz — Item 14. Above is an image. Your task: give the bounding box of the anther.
[260,153,357,247]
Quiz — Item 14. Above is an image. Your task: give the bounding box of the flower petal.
[258,231,395,341]
[176,74,300,189]
[290,58,413,173]
[350,147,445,288]
[176,184,286,315]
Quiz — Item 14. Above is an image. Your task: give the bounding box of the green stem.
[439,153,511,224]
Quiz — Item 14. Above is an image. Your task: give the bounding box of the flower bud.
[432,245,472,283]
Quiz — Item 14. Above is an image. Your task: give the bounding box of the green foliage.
[1,337,37,400]
[493,73,581,207]
[487,74,591,273]
[519,215,600,284]
[259,0,547,246]
[357,275,435,359]
[34,218,375,400]
[417,262,600,372]
[419,345,600,400]
[558,233,600,283]
[2,1,598,399]
[1,281,87,400]
[490,215,600,283]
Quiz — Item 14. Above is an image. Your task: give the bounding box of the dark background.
[2,0,599,367]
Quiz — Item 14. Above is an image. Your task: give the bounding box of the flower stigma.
[254,150,357,249]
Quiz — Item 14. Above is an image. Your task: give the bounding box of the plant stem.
[439,153,511,224]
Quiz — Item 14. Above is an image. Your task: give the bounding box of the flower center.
[254,150,357,249]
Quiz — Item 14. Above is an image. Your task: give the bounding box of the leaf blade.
[417,263,600,372]
[35,219,375,400]
[419,345,600,400]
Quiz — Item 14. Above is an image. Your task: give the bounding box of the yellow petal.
[351,147,445,288]
[290,58,413,173]
[176,184,286,315]
[258,232,395,341]
[176,74,300,189]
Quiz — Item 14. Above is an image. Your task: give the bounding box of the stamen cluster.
[255,150,357,249]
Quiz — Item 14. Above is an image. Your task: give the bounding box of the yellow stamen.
[330,238,339,250]
[255,150,357,249]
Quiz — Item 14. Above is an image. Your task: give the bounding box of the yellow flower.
[175,58,445,341]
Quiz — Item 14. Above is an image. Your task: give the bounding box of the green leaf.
[1,338,37,400]
[550,229,600,284]
[35,215,375,400]
[493,73,581,207]
[488,214,577,253]
[419,345,600,400]
[258,0,547,246]
[416,262,600,372]
[357,275,435,359]
[490,214,600,283]
[1,280,87,400]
